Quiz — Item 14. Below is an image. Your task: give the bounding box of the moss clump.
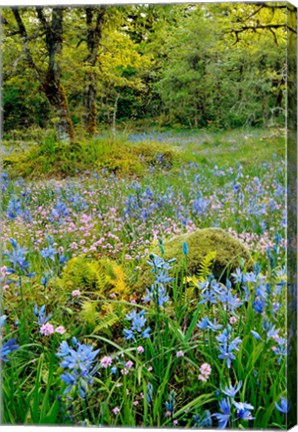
[3,136,180,179]
[135,228,254,292]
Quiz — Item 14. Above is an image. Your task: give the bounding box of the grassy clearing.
[3,127,284,179]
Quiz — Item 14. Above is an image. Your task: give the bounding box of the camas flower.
[213,398,231,429]
[34,305,52,326]
[124,309,151,341]
[216,326,242,368]
[221,381,242,398]
[5,238,33,277]
[56,339,99,397]
[1,338,19,362]
[275,397,289,414]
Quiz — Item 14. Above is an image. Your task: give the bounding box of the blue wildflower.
[57,340,99,371]
[251,330,262,341]
[216,326,242,368]
[146,383,153,404]
[1,338,19,362]
[197,317,210,330]
[124,329,135,340]
[244,271,257,283]
[213,398,231,429]
[142,327,151,338]
[124,310,151,341]
[233,401,254,411]
[252,298,266,313]
[199,289,218,304]
[221,381,242,398]
[182,242,189,256]
[275,397,289,414]
[59,255,68,265]
[131,312,146,332]
[7,195,23,219]
[56,339,99,397]
[236,409,254,420]
[200,410,212,427]
[34,305,52,326]
[41,245,56,261]
[165,390,175,413]
[272,337,287,364]
[5,239,32,276]
[219,290,242,313]
[51,200,69,221]
[231,268,244,284]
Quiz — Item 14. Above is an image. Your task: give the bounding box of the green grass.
[3,127,284,180]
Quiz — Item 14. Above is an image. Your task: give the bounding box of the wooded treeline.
[2,3,292,141]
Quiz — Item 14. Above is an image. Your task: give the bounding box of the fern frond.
[198,251,217,283]
[93,312,120,334]
[182,285,196,304]
[80,301,97,326]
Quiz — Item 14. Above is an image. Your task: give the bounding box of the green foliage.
[54,255,131,335]
[2,3,288,134]
[3,136,179,179]
[135,228,254,293]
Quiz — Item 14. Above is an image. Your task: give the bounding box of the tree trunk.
[84,7,105,136]
[41,8,74,143]
[112,93,120,139]
[85,73,97,136]
[13,7,75,143]
[44,77,75,142]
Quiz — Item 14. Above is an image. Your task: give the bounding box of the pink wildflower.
[176,350,184,358]
[137,346,144,354]
[112,407,120,415]
[200,363,211,375]
[198,363,212,382]
[71,289,81,297]
[229,316,238,324]
[198,374,208,382]
[40,323,54,336]
[101,356,113,368]
[55,326,66,334]
[126,360,134,369]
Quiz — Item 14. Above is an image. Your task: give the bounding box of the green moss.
[4,136,180,179]
[134,228,254,292]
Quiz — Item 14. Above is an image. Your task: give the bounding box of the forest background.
[2,2,289,143]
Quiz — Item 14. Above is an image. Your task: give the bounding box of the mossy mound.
[3,136,180,179]
[135,228,254,291]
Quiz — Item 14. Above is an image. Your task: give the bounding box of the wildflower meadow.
[1,126,290,429]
